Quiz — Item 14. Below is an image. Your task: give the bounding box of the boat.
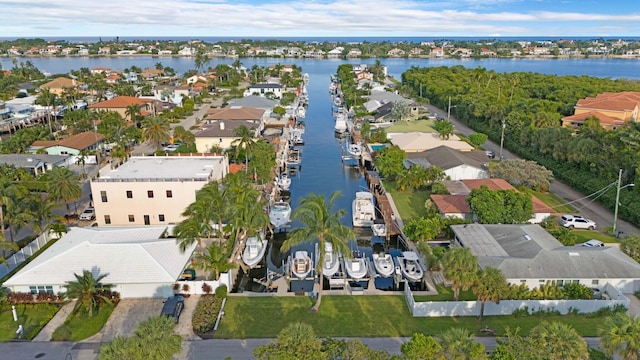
[322,242,341,278]
[397,251,424,282]
[335,118,347,134]
[347,143,362,157]
[352,191,376,227]
[371,218,387,237]
[372,252,395,277]
[289,129,304,146]
[288,148,301,166]
[277,174,291,190]
[344,252,368,280]
[269,202,292,228]
[291,250,313,279]
[242,231,267,268]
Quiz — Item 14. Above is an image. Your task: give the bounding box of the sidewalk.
[32,300,76,341]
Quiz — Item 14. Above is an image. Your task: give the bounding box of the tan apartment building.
[88,96,154,118]
[90,155,229,226]
[562,91,640,130]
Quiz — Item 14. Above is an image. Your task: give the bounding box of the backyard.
[385,120,435,133]
[215,296,611,338]
[384,181,430,221]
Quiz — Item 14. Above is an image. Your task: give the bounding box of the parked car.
[485,150,495,159]
[560,214,596,230]
[163,144,180,152]
[161,295,184,323]
[582,239,605,247]
[79,207,95,221]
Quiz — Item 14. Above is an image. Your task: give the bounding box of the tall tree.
[472,266,508,321]
[141,116,170,151]
[281,191,355,312]
[401,333,445,360]
[35,88,58,134]
[99,316,182,360]
[530,321,588,360]
[193,243,236,280]
[441,247,478,301]
[65,270,114,317]
[125,104,141,125]
[437,327,488,360]
[231,125,256,172]
[46,166,82,219]
[254,322,327,360]
[599,312,640,360]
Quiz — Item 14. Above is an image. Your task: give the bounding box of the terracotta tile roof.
[576,91,640,112]
[431,194,470,214]
[462,178,513,191]
[229,163,244,174]
[88,96,153,109]
[31,131,104,151]
[562,110,625,126]
[206,107,265,121]
[40,77,76,89]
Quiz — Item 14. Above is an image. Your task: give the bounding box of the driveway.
[83,299,164,343]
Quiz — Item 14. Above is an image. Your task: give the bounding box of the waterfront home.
[88,96,154,118]
[195,120,260,152]
[153,85,190,105]
[562,91,640,130]
[226,95,277,113]
[140,68,165,81]
[450,223,640,293]
[3,226,196,298]
[29,131,105,156]
[205,106,266,127]
[404,146,489,180]
[347,48,362,58]
[91,155,229,226]
[243,83,283,99]
[388,132,474,152]
[0,154,71,175]
[327,47,344,58]
[39,77,79,95]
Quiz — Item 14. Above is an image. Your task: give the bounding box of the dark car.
[161,295,184,323]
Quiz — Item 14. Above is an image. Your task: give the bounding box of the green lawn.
[0,303,61,341]
[51,303,115,341]
[384,181,430,221]
[414,285,477,302]
[385,120,435,133]
[518,187,577,213]
[214,296,609,338]
[573,229,619,244]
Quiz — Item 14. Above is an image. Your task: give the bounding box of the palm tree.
[472,266,508,321]
[65,270,114,317]
[438,327,488,360]
[599,312,640,360]
[281,191,355,312]
[433,120,455,140]
[124,104,141,125]
[173,217,212,253]
[193,244,236,280]
[530,321,588,360]
[28,194,63,235]
[35,88,58,134]
[231,125,256,172]
[441,247,478,301]
[76,149,89,178]
[0,240,19,265]
[141,116,170,151]
[47,167,82,219]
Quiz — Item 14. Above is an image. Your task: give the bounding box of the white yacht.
[397,251,424,282]
[344,253,369,280]
[347,143,362,157]
[291,250,313,279]
[269,202,292,228]
[242,231,267,268]
[352,191,375,227]
[322,242,341,278]
[371,218,387,237]
[335,118,347,134]
[277,174,291,191]
[372,252,394,277]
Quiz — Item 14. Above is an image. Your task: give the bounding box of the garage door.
[119,283,174,298]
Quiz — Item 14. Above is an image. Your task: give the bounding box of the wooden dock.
[365,171,402,236]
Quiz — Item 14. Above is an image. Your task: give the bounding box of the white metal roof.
[4,227,196,286]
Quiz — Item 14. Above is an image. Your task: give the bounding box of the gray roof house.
[0,154,71,175]
[405,146,489,180]
[451,223,640,293]
[226,96,278,111]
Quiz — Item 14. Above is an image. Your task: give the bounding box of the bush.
[202,283,213,294]
[192,295,224,334]
[215,285,228,298]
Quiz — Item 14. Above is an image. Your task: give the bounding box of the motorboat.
[288,148,301,166]
[335,118,347,134]
[242,231,267,268]
[289,129,304,146]
[291,250,313,279]
[344,252,368,280]
[373,252,395,277]
[322,242,341,278]
[352,191,376,227]
[269,202,292,228]
[347,143,362,157]
[371,218,387,237]
[277,174,291,191]
[397,251,424,282]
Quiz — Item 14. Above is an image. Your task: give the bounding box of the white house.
[404,146,488,181]
[3,226,196,298]
[243,83,283,99]
[451,223,640,293]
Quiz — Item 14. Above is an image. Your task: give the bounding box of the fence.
[0,232,54,280]
[173,272,232,296]
[404,283,629,317]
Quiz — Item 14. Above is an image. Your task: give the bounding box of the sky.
[2,0,640,38]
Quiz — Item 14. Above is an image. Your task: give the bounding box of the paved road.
[425,103,639,237]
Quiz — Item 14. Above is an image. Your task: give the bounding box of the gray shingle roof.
[406,146,487,171]
[227,96,277,109]
[0,154,69,169]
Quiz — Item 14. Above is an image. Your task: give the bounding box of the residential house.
[186,74,208,85]
[195,120,260,152]
[178,47,196,56]
[91,67,111,75]
[140,68,165,81]
[88,96,154,118]
[77,48,89,56]
[98,47,111,55]
[0,154,71,175]
[404,146,489,180]
[387,48,406,57]
[430,178,554,223]
[451,223,640,293]
[3,226,196,298]
[226,96,277,113]
[91,155,229,226]
[243,83,283,99]
[39,77,79,95]
[29,131,105,156]
[562,91,640,130]
[327,47,344,58]
[355,71,373,82]
[388,132,474,153]
[205,106,266,128]
[480,48,497,57]
[347,48,362,58]
[431,47,445,57]
[154,85,190,105]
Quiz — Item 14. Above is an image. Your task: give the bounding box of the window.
[539,280,546,283]
[147,190,154,198]
[29,286,37,295]
[557,280,564,286]
[45,286,53,294]
[126,190,133,198]
[159,214,165,222]
[592,280,599,285]
[572,280,579,284]
[104,215,111,224]
[166,190,173,198]
[100,190,108,202]
[128,215,135,222]
[30,285,49,294]
[520,280,526,283]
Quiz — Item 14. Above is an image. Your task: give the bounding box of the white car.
[79,207,95,221]
[163,144,180,152]
[560,214,596,230]
[582,239,604,247]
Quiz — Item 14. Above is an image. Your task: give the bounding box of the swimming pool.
[369,144,387,152]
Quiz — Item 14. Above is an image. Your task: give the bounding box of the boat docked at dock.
[397,251,424,282]
[291,250,313,279]
[371,218,387,237]
[347,143,362,158]
[322,242,341,278]
[269,201,292,229]
[344,252,369,280]
[277,174,291,190]
[372,252,394,277]
[352,191,375,228]
[287,148,302,166]
[335,118,347,134]
[242,231,267,268]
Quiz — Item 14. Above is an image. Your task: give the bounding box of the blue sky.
[1,0,639,38]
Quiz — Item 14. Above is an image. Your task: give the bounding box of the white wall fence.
[173,272,232,296]
[0,232,54,280]
[405,283,629,317]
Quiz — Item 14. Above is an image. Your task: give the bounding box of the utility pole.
[499,119,506,160]
[612,168,634,236]
[447,96,456,121]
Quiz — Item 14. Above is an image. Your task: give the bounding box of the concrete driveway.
[84,299,164,343]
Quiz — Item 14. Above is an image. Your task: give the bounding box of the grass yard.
[414,285,477,302]
[518,187,577,214]
[573,229,619,244]
[385,120,435,133]
[385,184,430,221]
[215,296,609,338]
[51,303,115,341]
[0,303,61,341]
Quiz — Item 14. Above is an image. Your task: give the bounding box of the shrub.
[511,307,530,317]
[172,283,181,293]
[202,283,213,295]
[215,285,228,298]
[564,283,593,300]
[192,295,224,334]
